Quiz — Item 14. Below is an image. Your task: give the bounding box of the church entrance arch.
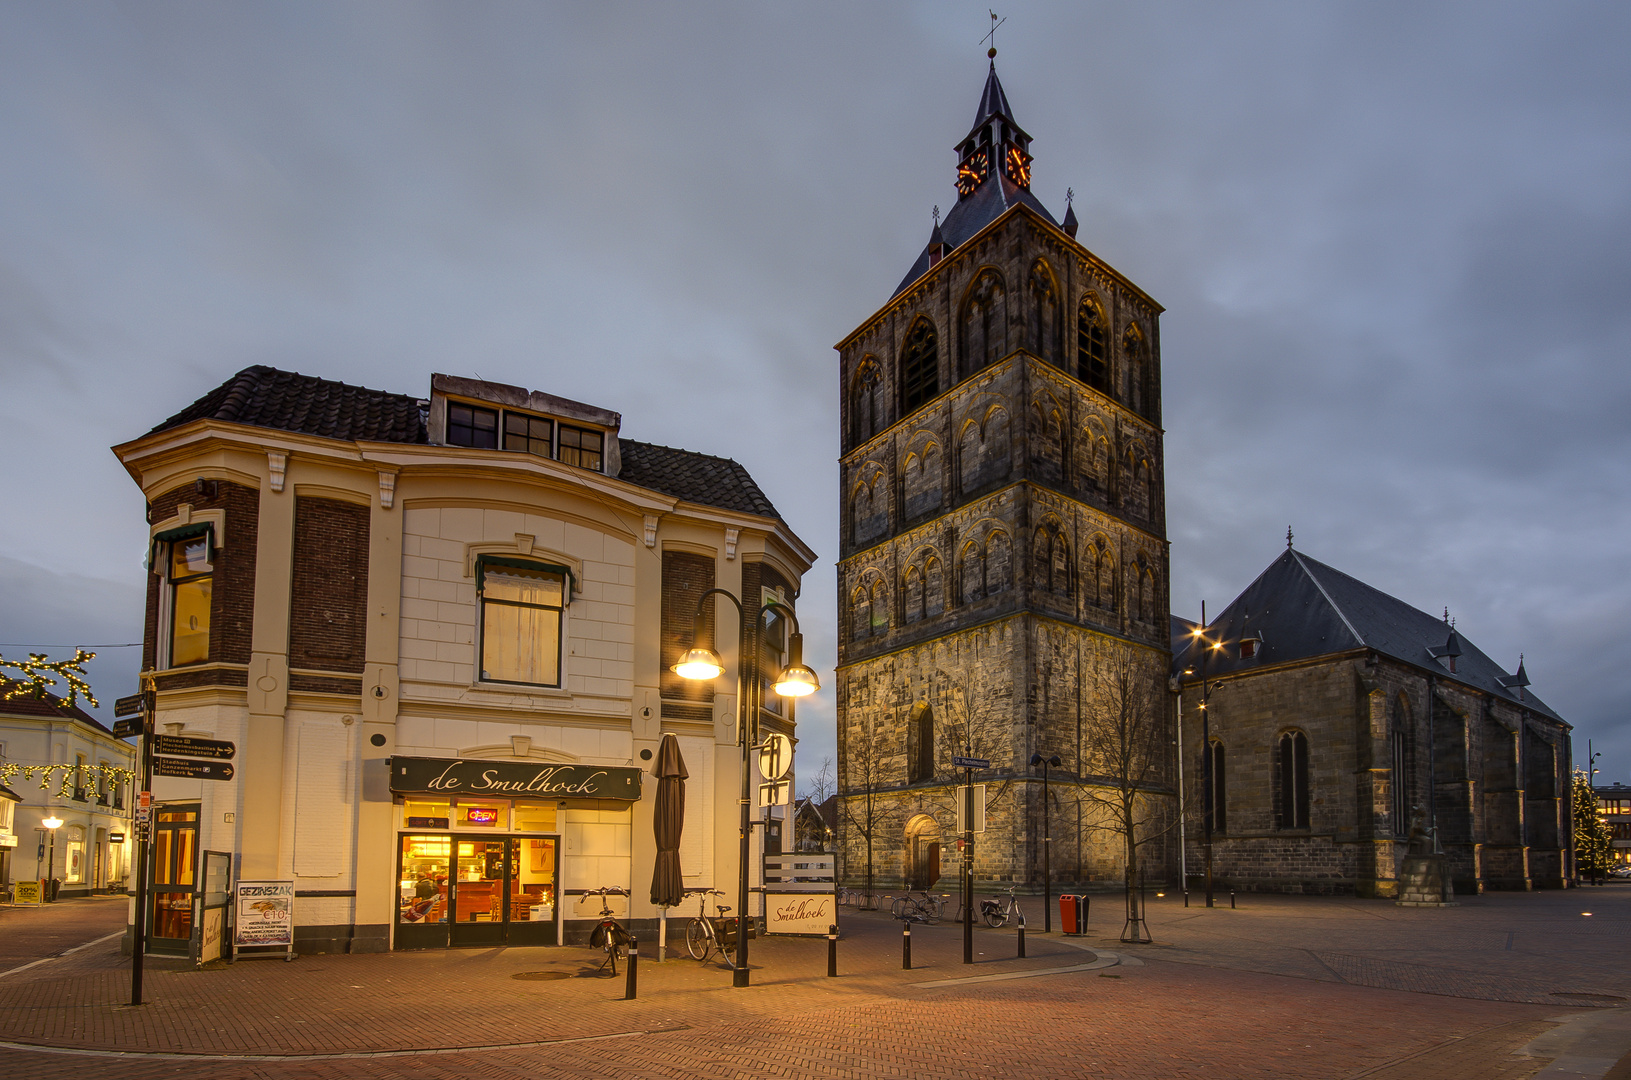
[904,814,943,890]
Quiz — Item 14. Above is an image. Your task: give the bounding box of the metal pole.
[963,767,974,964]
[46,830,56,900]
[1175,681,1187,890]
[132,673,155,1006]
[735,601,752,990]
[1200,601,1213,909]
[1042,760,1051,934]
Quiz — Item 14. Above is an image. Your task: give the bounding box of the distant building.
[0,685,135,897]
[834,61,1174,895]
[792,795,834,853]
[1173,544,1573,897]
[113,367,812,954]
[1595,782,1630,867]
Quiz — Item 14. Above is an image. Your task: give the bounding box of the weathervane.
[982,10,1005,58]
[1285,526,1294,549]
[933,205,941,226]
[1066,187,1075,207]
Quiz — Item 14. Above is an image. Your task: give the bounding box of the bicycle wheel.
[891,896,911,919]
[608,925,630,960]
[685,918,712,962]
[921,895,944,923]
[983,905,1008,928]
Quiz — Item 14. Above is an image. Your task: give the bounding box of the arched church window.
[900,318,940,414]
[959,269,1008,378]
[851,358,884,446]
[1029,260,1060,365]
[907,704,935,784]
[1276,730,1310,830]
[1124,325,1149,417]
[1077,296,1108,392]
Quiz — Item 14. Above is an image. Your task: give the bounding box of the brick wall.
[143,480,260,671]
[659,551,715,708]
[289,496,370,673]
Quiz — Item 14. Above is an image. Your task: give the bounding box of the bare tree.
[838,715,897,907]
[1079,650,1175,943]
[802,756,834,804]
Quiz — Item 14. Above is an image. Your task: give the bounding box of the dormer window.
[504,413,553,457]
[448,403,498,449]
[558,425,603,471]
[1239,636,1261,660]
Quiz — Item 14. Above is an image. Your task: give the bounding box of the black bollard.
[1017,914,1026,958]
[902,924,912,969]
[1230,889,1236,910]
[624,937,638,1000]
[827,924,838,977]
[1183,890,1189,908]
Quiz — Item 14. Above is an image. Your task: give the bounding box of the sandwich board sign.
[233,880,295,961]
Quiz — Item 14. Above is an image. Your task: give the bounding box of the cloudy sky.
[3,2,1628,784]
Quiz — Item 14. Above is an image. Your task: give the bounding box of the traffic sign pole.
[963,766,974,965]
[131,674,155,1007]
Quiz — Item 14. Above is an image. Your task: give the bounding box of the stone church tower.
[834,63,1175,895]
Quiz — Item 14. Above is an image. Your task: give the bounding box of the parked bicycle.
[890,889,947,923]
[980,885,1025,928]
[682,887,738,969]
[579,887,633,975]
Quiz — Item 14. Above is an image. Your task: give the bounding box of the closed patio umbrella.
[650,732,688,909]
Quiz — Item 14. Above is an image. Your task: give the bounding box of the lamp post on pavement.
[1029,753,1061,932]
[42,815,63,902]
[674,589,818,988]
[1188,604,1224,909]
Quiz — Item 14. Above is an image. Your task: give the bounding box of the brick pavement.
[0,887,1625,1078]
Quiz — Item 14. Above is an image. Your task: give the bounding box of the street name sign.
[152,756,235,781]
[114,694,146,718]
[111,718,144,740]
[952,756,990,770]
[154,734,236,760]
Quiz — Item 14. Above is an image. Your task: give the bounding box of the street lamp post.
[1029,753,1061,932]
[674,589,818,989]
[1189,603,1223,909]
[42,815,63,902]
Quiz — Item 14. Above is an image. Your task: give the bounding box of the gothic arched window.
[1276,730,1310,829]
[1124,325,1149,417]
[959,269,1008,378]
[907,704,934,784]
[850,587,870,643]
[850,357,884,446]
[1029,260,1060,365]
[1077,296,1108,392]
[899,318,940,414]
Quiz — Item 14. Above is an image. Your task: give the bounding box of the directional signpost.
[152,756,235,782]
[154,735,235,760]
[953,755,990,965]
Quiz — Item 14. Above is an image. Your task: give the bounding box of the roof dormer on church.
[892,60,1061,296]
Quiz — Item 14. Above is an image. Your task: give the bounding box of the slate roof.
[893,65,1061,297]
[151,365,429,444]
[617,439,782,520]
[0,682,113,735]
[1171,548,1564,724]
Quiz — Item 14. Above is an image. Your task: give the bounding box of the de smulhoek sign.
[389,756,642,801]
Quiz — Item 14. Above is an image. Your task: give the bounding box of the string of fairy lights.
[0,648,137,796]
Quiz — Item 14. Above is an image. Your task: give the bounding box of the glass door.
[148,805,199,955]
[450,837,507,946]
[507,836,558,947]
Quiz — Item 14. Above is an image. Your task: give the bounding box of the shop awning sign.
[388,756,642,801]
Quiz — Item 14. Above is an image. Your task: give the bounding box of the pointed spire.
[1498,655,1531,699]
[973,60,1016,129]
[1062,188,1078,238]
[928,209,948,266]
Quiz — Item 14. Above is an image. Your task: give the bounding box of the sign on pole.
[111,718,143,740]
[758,779,792,807]
[152,756,235,782]
[757,733,793,781]
[952,755,990,770]
[955,784,987,833]
[113,694,147,718]
[154,735,236,760]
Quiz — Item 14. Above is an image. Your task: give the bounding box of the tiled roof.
[1171,549,1564,724]
[0,682,113,735]
[151,365,428,444]
[617,439,782,520]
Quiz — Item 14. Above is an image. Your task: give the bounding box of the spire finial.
[1286,526,1294,549]
[1443,607,1450,624]
[1066,187,1074,206]
[982,10,1005,59]
[932,205,941,226]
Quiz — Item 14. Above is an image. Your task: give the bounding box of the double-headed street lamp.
[674,588,818,988]
[1188,604,1224,908]
[1029,753,1061,932]
[42,815,63,902]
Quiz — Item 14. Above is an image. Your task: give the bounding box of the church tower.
[834,62,1174,896]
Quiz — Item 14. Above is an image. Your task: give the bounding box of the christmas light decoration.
[0,649,100,710]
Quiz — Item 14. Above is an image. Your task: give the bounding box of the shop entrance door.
[148,805,199,955]
[396,833,557,949]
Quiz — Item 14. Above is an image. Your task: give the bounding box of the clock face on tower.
[956,148,990,196]
[1005,146,1032,188]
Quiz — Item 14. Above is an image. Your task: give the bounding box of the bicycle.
[980,885,1025,928]
[682,888,738,969]
[579,887,633,975]
[890,889,948,923]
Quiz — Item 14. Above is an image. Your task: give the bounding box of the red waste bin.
[1059,894,1080,935]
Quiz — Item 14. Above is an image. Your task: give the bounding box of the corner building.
[113,368,812,954]
[834,65,1174,893]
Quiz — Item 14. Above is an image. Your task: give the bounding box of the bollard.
[1017,914,1026,958]
[1230,889,1236,910]
[902,924,912,969]
[828,924,839,977]
[624,937,638,1000]
[1183,890,1189,908]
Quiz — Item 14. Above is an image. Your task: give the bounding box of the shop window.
[512,801,558,833]
[404,796,452,829]
[448,403,499,448]
[167,533,213,667]
[456,802,506,829]
[479,564,565,687]
[399,834,451,925]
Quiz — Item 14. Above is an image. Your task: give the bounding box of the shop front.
[389,756,642,950]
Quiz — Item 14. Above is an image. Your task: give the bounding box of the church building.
[834,61,1175,896]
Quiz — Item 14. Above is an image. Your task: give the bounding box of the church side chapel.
[1173,541,1573,898]
[833,55,1176,897]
